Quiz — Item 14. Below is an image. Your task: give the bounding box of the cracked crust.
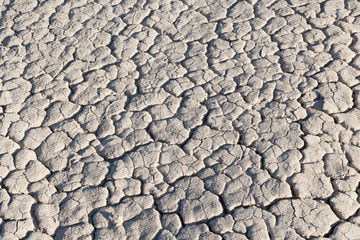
[0,0,360,239]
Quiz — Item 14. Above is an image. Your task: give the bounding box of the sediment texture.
[1,0,360,239]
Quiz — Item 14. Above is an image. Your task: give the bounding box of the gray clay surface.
[1,0,360,239]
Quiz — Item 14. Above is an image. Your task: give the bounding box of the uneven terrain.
[1,0,360,239]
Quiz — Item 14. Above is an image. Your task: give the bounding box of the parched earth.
[1,0,360,239]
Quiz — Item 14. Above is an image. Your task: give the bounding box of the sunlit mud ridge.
[1,0,360,239]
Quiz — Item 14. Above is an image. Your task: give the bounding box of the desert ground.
[1,0,360,239]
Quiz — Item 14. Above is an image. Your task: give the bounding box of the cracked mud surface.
[1,0,360,239]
